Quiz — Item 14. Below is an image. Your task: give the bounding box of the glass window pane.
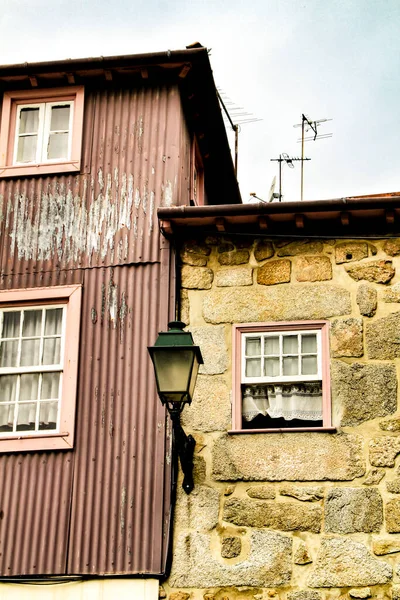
[41,373,60,399]
[44,308,63,335]
[39,401,58,430]
[50,105,70,131]
[20,339,40,366]
[19,373,39,401]
[19,108,39,134]
[0,404,14,431]
[0,340,18,367]
[0,375,18,403]
[22,310,42,337]
[42,338,61,365]
[264,336,279,355]
[302,356,318,375]
[283,356,299,376]
[265,357,280,377]
[283,335,298,354]
[47,132,69,160]
[245,358,261,377]
[16,402,36,431]
[2,311,21,338]
[16,135,37,162]
[302,334,317,354]
[245,337,261,356]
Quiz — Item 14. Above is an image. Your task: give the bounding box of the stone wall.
[162,236,400,600]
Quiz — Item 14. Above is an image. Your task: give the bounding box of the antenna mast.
[293,114,333,201]
[270,154,310,201]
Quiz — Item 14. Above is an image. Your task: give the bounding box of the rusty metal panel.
[0,452,74,575]
[67,262,171,575]
[0,79,179,576]
[0,83,189,279]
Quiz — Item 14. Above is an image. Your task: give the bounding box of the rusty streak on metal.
[340,211,350,226]
[178,63,191,78]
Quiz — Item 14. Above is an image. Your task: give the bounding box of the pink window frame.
[231,320,333,433]
[0,285,81,452]
[0,87,84,178]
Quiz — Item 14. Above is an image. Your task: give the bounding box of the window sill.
[0,160,81,178]
[0,432,72,452]
[228,427,337,434]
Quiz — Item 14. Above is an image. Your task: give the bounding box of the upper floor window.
[232,321,332,432]
[0,86,84,178]
[0,285,81,452]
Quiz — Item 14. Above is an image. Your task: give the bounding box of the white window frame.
[13,100,74,165]
[0,304,66,436]
[0,285,81,452]
[242,329,322,385]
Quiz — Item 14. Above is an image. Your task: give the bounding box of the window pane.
[302,334,317,354]
[16,402,36,431]
[245,337,261,356]
[0,405,13,431]
[0,340,18,367]
[2,311,21,338]
[19,373,39,401]
[41,372,60,399]
[44,308,63,335]
[47,132,69,159]
[0,375,17,403]
[22,310,42,337]
[283,335,298,354]
[283,356,299,376]
[265,357,279,377]
[302,356,318,375]
[20,339,40,366]
[39,401,58,430]
[42,338,61,365]
[17,135,38,162]
[19,108,39,134]
[245,358,261,377]
[50,105,70,130]
[264,336,279,355]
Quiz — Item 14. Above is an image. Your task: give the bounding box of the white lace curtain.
[242,383,323,422]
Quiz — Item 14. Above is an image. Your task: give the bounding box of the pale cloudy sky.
[0,0,399,203]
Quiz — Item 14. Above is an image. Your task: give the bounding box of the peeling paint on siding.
[2,172,160,266]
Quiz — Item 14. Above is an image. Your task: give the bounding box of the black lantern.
[148,321,203,494]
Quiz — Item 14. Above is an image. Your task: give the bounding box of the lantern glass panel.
[152,348,195,400]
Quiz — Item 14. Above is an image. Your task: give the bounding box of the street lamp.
[148,321,203,494]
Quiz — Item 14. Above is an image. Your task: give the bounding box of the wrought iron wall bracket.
[170,409,195,494]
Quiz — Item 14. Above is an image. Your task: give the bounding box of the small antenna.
[270,154,310,201]
[293,114,333,201]
[217,88,262,178]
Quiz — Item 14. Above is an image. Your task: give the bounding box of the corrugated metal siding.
[0,80,180,576]
[68,264,170,575]
[0,83,188,277]
[0,452,74,574]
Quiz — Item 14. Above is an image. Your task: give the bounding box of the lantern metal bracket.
[168,403,195,495]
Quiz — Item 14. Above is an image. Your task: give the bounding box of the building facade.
[0,47,239,599]
[158,197,400,600]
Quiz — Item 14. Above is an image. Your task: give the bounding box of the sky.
[0,0,399,204]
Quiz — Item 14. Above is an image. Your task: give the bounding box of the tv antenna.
[270,153,310,202]
[293,114,333,201]
[217,89,262,177]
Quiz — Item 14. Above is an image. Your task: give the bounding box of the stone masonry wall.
[162,236,400,600]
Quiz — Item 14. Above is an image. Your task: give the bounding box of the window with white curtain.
[0,306,65,434]
[0,285,81,452]
[232,321,332,432]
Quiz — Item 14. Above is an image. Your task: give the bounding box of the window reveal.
[232,321,331,432]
